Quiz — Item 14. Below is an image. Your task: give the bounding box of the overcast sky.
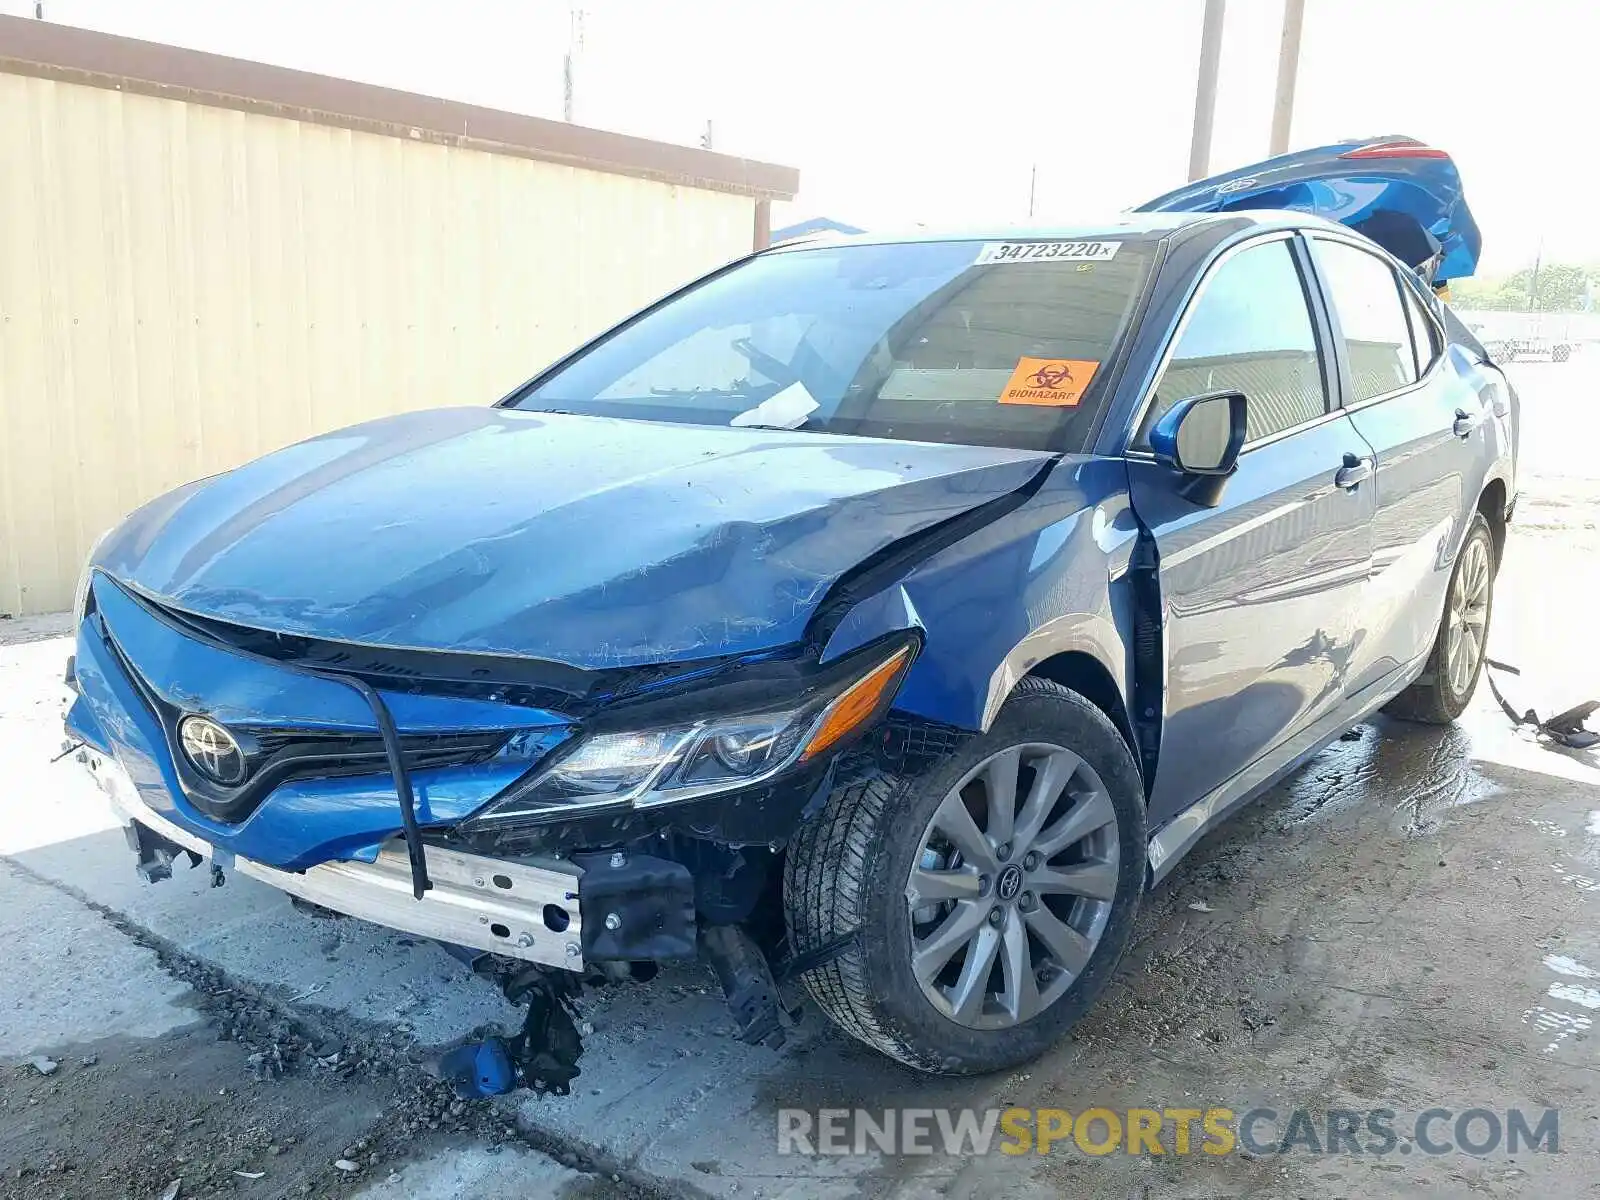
[7,0,1599,272]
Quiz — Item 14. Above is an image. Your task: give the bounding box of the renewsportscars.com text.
[777,1106,1559,1158]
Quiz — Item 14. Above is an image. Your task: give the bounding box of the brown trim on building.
[0,16,799,201]
[753,199,772,251]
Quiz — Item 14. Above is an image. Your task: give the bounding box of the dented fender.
[822,456,1141,736]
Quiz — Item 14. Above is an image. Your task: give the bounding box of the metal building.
[0,17,798,616]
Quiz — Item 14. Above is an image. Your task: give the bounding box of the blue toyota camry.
[67,138,1516,1077]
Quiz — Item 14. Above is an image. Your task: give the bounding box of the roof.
[767,211,1257,250]
[0,16,799,201]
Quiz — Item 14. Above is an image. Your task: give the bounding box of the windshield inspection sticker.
[998,358,1099,407]
[975,240,1120,264]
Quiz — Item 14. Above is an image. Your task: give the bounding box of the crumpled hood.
[99,408,1051,668]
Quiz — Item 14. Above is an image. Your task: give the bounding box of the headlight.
[468,644,913,827]
[72,528,114,623]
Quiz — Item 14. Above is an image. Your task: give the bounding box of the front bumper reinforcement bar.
[81,750,585,970]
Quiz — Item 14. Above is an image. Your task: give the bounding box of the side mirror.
[1149,390,1247,476]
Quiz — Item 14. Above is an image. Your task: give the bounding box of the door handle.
[1453,408,1481,438]
[1334,453,1372,491]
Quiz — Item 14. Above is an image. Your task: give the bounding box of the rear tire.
[1385,513,1496,725]
[783,678,1145,1074]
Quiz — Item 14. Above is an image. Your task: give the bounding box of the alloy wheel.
[904,743,1120,1030]
[1444,535,1491,697]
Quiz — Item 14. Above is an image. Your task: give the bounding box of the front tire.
[783,678,1145,1074]
[1385,512,1496,724]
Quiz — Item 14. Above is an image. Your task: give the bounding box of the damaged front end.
[66,566,957,1091]
[63,406,1055,1092]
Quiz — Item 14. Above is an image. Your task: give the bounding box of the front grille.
[168,711,507,826]
[100,615,510,825]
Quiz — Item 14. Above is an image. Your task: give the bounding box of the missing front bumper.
[81,750,587,970]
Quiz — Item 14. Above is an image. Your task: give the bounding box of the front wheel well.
[1025,652,1137,767]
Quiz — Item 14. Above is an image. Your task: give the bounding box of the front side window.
[1314,238,1418,402]
[1142,238,1327,445]
[509,238,1159,452]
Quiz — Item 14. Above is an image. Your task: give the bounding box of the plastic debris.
[438,1038,517,1098]
[334,1159,360,1172]
[27,1057,58,1077]
[1188,901,1215,913]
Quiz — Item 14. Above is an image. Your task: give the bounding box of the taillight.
[1340,138,1451,160]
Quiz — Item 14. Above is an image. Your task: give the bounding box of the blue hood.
[98,408,1051,669]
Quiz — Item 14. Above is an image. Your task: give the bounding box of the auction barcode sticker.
[975,240,1121,264]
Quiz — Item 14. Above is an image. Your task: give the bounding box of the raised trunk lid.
[1138,136,1481,282]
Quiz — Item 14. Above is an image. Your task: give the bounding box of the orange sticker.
[997,357,1099,407]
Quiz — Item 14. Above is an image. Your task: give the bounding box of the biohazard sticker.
[998,358,1099,407]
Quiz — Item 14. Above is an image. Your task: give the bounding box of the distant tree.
[1451,262,1600,311]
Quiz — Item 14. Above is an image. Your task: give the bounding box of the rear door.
[1307,233,1486,691]
[1125,234,1377,827]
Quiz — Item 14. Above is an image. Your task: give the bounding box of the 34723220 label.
[974,241,1121,264]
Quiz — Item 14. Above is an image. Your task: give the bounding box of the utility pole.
[563,7,585,123]
[1187,0,1226,181]
[1269,0,1306,156]
[1528,242,1543,313]
[1027,163,1037,219]
[700,119,714,150]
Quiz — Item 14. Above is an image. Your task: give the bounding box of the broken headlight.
[468,644,913,827]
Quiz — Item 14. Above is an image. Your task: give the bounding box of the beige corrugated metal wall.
[0,72,760,616]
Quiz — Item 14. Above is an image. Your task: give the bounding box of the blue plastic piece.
[439,1037,517,1098]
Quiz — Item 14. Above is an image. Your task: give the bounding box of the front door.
[1126,234,1377,827]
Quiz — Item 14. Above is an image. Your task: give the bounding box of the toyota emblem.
[179,715,247,786]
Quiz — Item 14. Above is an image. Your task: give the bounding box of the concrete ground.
[0,359,1595,1199]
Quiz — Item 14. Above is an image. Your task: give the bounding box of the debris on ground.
[0,886,630,1198]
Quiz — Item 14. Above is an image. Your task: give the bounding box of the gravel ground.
[0,853,618,1200]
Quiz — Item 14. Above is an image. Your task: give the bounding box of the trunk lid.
[1137,136,1481,282]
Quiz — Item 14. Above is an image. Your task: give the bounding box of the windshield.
[507,237,1158,452]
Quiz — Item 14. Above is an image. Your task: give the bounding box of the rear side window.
[1314,239,1418,401]
[1143,238,1327,445]
[1400,283,1441,375]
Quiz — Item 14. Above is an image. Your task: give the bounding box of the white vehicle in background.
[1498,335,1577,363]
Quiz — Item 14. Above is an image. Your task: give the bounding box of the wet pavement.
[0,360,1595,1198]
